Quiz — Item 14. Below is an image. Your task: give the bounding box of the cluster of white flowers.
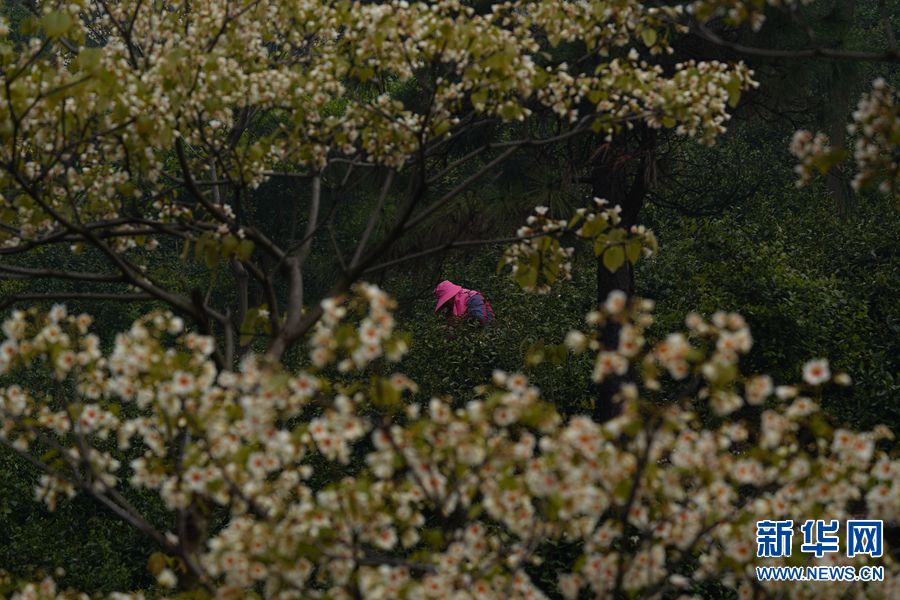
[6,576,70,600]
[790,79,898,196]
[689,0,814,30]
[500,205,574,294]
[0,292,896,598]
[847,78,899,195]
[0,0,760,258]
[502,200,658,295]
[789,129,833,188]
[0,1,897,598]
[310,283,408,370]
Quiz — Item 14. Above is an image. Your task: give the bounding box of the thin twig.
[0,292,153,311]
[692,22,899,62]
[351,169,395,268]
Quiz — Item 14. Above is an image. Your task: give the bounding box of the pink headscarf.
[433,280,469,317]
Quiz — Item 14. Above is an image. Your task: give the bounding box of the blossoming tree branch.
[0,0,897,598]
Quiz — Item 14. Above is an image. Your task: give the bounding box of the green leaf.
[19,16,40,36]
[567,213,583,229]
[296,542,323,560]
[433,119,451,136]
[203,244,219,270]
[40,449,59,463]
[613,478,631,502]
[221,234,239,256]
[592,233,607,256]
[515,264,537,289]
[499,103,521,120]
[725,74,742,108]
[471,88,488,107]
[602,245,625,272]
[641,28,657,48]
[180,240,192,261]
[607,228,626,242]
[74,48,103,73]
[239,310,258,346]
[147,552,167,576]
[497,254,510,274]
[625,238,642,264]
[236,239,254,261]
[42,11,72,38]
[813,148,850,175]
[542,264,558,284]
[354,65,376,81]
[421,528,444,549]
[580,216,608,239]
[372,377,401,408]
[525,342,545,366]
[194,236,208,263]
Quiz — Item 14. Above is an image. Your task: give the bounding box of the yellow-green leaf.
[625,238,642,264]
[602,245,625,272]
[236,239,254,261]
[42,11,72,38]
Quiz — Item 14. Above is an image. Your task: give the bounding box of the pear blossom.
[803,358,831,385]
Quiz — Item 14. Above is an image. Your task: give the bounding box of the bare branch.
[612,416,662,597]
[268,175,323,358]
[328,221,349,272]
[692,22,899,63]
[175,139,285,261]
[362,231,551,275]
[403,144,522,232]
[265,117,603,358]
[295,175,321,267]
[268,256,303,359]
[230,259,249,333]
[351,169,395,268]
[0,292,154,311]
[6,173,200,318]
[238,259,281,336]
[0,263,126,282]
[16,1,79,54]
[0,436,173,553]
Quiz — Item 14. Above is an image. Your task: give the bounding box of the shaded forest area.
[0,0,897,596]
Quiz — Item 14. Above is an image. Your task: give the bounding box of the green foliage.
[641,187,899,431]
[387,250,596,416]
[0,446,159,593]
[0,1,896,595]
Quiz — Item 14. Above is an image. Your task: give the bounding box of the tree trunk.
[589,130,654,422]
[826,0,858,216]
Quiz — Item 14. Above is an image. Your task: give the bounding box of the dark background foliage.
[0,0,897,595]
